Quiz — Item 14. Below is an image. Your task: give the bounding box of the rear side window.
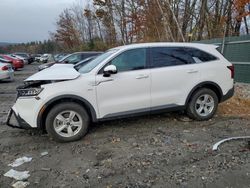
[150,47,195,68]
[184,48,218,63]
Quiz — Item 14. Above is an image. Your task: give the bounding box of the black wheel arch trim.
[37,95,97,129]
[185,81,223,106]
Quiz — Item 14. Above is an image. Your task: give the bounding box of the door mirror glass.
[103,65,117,77]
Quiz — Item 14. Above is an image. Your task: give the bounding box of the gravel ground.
[0,63,250,188]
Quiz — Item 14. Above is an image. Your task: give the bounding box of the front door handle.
[136,75,149,79]
[187,70,198,73]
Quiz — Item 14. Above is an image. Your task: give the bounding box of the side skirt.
[97,104,186,122]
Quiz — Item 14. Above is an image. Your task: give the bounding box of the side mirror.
[103,65,117,77]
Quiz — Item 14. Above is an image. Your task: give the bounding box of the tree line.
[0,40,61,54]
[1,0,250,54]
[52,0,250,51]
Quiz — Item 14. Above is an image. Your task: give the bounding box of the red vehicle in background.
[0,55,24,70]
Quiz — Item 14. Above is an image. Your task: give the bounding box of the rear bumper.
[221,87,234,102]
[6,108,33,129]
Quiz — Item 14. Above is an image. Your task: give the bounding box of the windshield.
[78,50,117,74]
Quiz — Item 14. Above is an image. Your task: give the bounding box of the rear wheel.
[187,88,218,121]
[45,102,89,142]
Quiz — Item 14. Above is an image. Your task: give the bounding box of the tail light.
[227,65,234,79]
[1,66,8,71]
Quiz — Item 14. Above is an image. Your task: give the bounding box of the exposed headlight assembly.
[17,88,43,97]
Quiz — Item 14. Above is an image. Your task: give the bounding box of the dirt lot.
[0,63,250,188]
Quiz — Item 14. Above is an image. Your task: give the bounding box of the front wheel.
[45,102,90,142]
[187,88,218,121]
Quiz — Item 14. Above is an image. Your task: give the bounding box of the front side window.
[110,48,146,72]
[150,47,195,68]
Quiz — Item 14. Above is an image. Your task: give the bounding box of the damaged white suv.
[6,43,234,142]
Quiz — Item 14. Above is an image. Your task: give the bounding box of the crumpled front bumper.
[6,108,33,129]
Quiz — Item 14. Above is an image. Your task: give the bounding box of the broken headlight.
[17,88,43,97]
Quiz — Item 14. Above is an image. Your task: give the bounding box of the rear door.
[149,47,201,108]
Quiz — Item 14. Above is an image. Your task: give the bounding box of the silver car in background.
[0,62,14,81]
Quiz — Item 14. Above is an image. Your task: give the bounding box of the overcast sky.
[0,0,77,43]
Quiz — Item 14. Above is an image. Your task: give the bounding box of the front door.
[96,48,151,118]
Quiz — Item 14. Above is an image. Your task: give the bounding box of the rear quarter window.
[184,47,218,63]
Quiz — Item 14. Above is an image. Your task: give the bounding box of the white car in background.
[0,62,14,81]
[7,43,234,142]
[39,54,49,63]
[39,54,54,63]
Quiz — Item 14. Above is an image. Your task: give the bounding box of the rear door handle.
[136,75,149,79]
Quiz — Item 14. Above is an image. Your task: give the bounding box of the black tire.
[186,88,218,121]
[45,102,90,142]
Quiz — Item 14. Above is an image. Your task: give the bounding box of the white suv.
[6,43,234,142]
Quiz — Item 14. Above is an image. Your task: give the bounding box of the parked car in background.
[38,52,102,71]
[73,56,97,70]
[39,54,54,63]
[34,54,42,62]
[14,53,34,64]
[7,43,234,142]
[40,54,49,63]
[11,54,28,64]
[0,56,12,65]
[0,61,14,81]
[49,56,97,71]
[0,54,24,70]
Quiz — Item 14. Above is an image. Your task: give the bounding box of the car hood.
[25,64,80,81]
